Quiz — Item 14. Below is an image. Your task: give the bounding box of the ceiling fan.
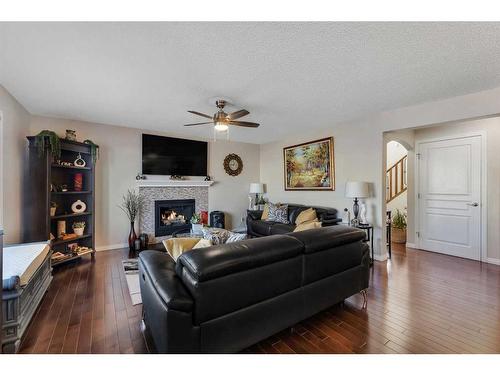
[184,100,260,131]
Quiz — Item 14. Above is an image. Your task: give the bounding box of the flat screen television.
[142,134,208,176]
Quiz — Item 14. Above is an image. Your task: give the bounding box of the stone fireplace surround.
[139,186,209,243]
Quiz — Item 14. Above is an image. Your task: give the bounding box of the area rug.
[122,259,142,305]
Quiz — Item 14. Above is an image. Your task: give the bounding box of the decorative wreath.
[223,153,243,176]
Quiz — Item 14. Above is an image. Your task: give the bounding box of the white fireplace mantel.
[136,180,214,188]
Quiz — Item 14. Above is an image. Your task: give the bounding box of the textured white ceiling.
[1,22,500,144]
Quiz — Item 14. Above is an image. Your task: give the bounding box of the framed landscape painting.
[284,137,335,191]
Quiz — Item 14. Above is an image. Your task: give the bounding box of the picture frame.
[283,137,335,191]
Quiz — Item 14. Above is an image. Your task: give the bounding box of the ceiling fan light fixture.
[214,122,229,131]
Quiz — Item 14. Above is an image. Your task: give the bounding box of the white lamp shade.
[345,181,370,198]
[249,183,264,194]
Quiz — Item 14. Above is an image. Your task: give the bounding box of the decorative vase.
[391,227,407,244]
[74,173,83,191]
[128,221,137,252]
[57,220,66,238]
[50,206,57,217]
[73,227,84,236]
[71,200,86,213]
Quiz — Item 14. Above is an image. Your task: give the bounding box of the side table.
[355,224,374,266]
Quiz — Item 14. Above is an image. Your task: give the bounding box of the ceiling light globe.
[214,123,229,131]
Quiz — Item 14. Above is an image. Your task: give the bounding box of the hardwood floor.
[18,244,500,354]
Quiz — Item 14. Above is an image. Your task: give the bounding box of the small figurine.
[342,208,351,225]
[359,201,368,225]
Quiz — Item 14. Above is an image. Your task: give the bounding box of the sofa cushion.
[293,219,321,232]
[286,225,365,253]
[270,223,295,235]
[250,219,275,236]
[226,232,247,243]
[177,235,303,282]
[294,208,317,225]
[202,227,232,245]
[192,238,213,249]
[266,202,289,224]
[261,203,270,220]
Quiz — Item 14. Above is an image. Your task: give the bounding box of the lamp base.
[352,197,359,220]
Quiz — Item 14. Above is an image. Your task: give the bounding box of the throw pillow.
[261,203,270,220]
[226,232,247,243]
[192,238,213,249]
[266,202,289,224]
[163,237,201,261]
[293,219,322,232]
[202,227,232,245]
[295,208,317,225]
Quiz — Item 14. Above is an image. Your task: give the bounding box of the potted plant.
[391,209,407,244]
[191,213,203,234]
[34,130,61,158]
[50,202,57,217]
[119,189,144,252]
[72,221,86,236]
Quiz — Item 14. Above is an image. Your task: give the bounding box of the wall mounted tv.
[142,134,208,176]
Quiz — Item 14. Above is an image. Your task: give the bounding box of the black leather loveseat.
[139,225,369,353]
[247,203,341,237]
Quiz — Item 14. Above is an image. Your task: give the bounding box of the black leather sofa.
[139,225,369,353]
[247,203,341,237]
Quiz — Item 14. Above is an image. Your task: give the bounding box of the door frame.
[414,131,487,262]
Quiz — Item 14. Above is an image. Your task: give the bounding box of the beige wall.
[261,85,500,263]
[0,85,31,243]
[260,125,382,234]
[414,117,500,262]
[28,116,260,249]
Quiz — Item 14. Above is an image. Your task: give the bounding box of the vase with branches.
[119,189,144,252]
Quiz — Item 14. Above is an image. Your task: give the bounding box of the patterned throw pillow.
[226,232,247,243]
[266,202,289,224]
[202,227,232,245]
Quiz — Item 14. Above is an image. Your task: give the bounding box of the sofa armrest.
[139,251,194,312]
[247,210,263,221]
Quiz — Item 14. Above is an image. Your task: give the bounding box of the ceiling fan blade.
[228,109,250,120]
[228,120,260,128]
[188,110,213,119]
[184,122,213,126]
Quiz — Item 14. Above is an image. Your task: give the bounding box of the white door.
[418,135,482,260]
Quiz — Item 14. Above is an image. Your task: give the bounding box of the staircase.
[386,155,407,203]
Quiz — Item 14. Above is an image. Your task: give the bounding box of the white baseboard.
[485,257,500,266]
[406,242,417,249]
[95,243,127,252]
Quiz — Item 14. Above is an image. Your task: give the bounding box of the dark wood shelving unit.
[51,164,92,170]
[24,137,96,266]
[50,211,92,220]
[51,190,92,195]
[51,234,92,246]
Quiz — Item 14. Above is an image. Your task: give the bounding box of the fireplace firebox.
[154,199,195,237]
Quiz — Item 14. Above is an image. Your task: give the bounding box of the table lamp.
[345,181,370,223]
[249,183,264,207]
